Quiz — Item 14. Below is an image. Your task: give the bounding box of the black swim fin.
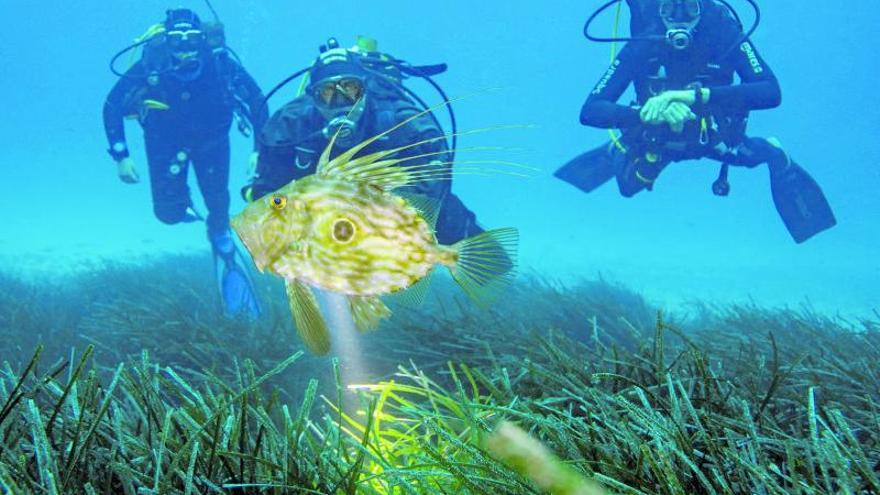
[770,161,837,243]
[554,142,620,193]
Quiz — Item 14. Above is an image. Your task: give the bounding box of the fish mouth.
[230,215,268,272]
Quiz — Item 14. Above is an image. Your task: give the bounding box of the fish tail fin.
[448,228,518,307]
[349,296,391,332]
[286,280,331,355]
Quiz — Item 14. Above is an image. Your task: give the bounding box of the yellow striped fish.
[231,111,518,355]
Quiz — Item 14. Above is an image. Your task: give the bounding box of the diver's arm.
[579,43,646,129]
[230,61,270,148]
[705,40,781,111]
[244,147,294,201]
[245,140,298,201]
[102,64,145,160]
[243,104,313,201]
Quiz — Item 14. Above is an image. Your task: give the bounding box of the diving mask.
[166,28,206,59]
[313,77,366,109]
[658,0,702,49]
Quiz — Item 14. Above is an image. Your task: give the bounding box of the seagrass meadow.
[0,254,877,494]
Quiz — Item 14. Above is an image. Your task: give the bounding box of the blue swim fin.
[219,262,262,320]
[211,230,262,320]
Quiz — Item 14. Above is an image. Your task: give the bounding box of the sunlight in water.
[320,290,373,410]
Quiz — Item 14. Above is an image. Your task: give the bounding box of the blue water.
[0,1,876,315]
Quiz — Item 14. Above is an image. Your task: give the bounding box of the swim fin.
[770,161,837,243]
[215,262,261,319]
[554,142,620,194]
[211,230,262,320]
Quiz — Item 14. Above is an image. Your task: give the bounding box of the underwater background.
[0,1,878,494]
[0,0,877,314]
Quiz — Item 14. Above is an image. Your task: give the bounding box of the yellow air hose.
[127,23,165,68]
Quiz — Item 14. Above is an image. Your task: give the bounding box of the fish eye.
[270,195,287,210]
[331,218,356,244]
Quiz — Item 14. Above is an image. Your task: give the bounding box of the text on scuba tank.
[740,42,764,74]
[592,59,621,95]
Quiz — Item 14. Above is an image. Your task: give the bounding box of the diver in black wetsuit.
[103,8,269,317]
[243,38,485,245]
[556,0,836,243]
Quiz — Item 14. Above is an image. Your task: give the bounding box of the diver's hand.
[116,157,140,184]
[640,90,703,124]
[660,101,697,133]
[247,151,259,176]
[640,93,676,124]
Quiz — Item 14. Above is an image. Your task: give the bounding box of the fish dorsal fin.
[397,191,441,230]
[286,279,331,355]
[388,269,434,308]
[348,296,391,332]
[315,92,536,189]
[317,96,450,179]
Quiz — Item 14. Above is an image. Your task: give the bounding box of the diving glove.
[116,157,140,184]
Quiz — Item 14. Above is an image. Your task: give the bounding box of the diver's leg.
[734,137,837,243]
[191,133,261,318]
[191,133,232,244]
[144,134,192,226]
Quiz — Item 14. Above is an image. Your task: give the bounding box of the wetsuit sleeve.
[245,100,313,201]
[229,61,270,149]
[102,62,147,159]
[579,43,647,129]
[708,40,781,112]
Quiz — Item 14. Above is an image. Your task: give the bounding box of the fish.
[230,109,518,355]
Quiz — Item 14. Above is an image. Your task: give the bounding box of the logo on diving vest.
[740,42,764,74]
[592,59,621,95]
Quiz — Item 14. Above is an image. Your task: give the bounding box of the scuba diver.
[243,37,487,246]
[102,7,268,318]
[556,0,836,243]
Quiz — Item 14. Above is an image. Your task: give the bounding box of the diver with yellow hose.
[556,0,836,243]
[102,6,268,318]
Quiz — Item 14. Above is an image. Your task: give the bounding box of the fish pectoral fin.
[448,228,518,308]
[286,279,331,355]
[388,270,434,308]
[348,295,391,333]
[397,191,441,230]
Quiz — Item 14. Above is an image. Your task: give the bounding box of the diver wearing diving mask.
[658,0,702,49]
[163,8,208,79]
[102,7,269,319]
[310,71,368,147]
[244,39,489,246]
[559,0,837,244]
